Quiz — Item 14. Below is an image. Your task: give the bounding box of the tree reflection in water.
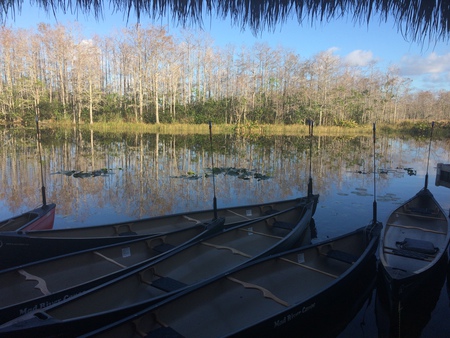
[1,128,450,336]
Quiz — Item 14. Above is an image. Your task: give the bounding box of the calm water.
[1,129,449,337]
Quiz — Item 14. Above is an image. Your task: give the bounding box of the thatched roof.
[3,0,449,43]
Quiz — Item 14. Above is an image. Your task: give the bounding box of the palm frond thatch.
[2,0,449,43]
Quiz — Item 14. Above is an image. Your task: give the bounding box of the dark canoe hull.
[0,195,318,270]
[0,217,225,325]
[77,221,381,338]
[0,201,314,337]
[379,188,450,301]
[375,254,448,338]
[0,204,56,232]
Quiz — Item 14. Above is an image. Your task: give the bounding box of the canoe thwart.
[280,257,339,279]
[396,238,439,255]
[238,228,282,240]
[151,277,187,292]
[386,222,447,234]
[93,251,127,269]
[225,209,252,220]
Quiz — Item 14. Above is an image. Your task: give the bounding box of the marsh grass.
[35,120,449,137]
[48,121,374,136]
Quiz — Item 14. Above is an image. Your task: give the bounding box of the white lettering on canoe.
[18,292,83,316]
[273,302,316,328]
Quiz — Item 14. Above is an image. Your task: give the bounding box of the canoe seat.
[151,277,187,292]
[265,217,295,231]
[404,202,439,217]
[272,221,295,230]
[148,326,184,337]
[396,238,438,255]
[118,231,138,236]
[388,248,433,261]
[153,243,175,254]
[115,223,137,236]
[325,250,359,264]
[406,205,438,215]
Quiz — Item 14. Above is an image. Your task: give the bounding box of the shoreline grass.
[6,120,449,137]
[40,121,375,136]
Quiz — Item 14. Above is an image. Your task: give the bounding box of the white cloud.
[343,50,376,67]
[327,47,340,54]
[398,52,450,90]
[400,52,450,76]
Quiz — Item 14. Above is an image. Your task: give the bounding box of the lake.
[1,128,449,337]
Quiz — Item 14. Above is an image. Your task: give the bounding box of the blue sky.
[5,5,450,91]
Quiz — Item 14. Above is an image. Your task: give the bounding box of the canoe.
[0,194,318,270]
[78,220,381,338]
[0,203,56,232]
[379,188,450,300]
[376,254,448,338]
[0,201,314,336]
[0,216,224,325]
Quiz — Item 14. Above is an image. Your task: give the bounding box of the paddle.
[35,114,47,207]
[424,121,435,190]
[209,121,218,220]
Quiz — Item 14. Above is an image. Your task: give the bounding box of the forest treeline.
[1,23,449,127]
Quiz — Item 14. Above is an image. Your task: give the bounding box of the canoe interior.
[149,205,312,285]
[0,204,312,332]
[0,214,39,232]
[0,204,55,232]
[381,189,449,277]
[93,229,372,338]
[0,225,207,308]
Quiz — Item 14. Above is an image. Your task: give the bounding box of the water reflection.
[1,128,450,336]
[1,129,449,232]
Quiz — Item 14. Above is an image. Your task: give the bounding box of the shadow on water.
[375,254,448,338]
